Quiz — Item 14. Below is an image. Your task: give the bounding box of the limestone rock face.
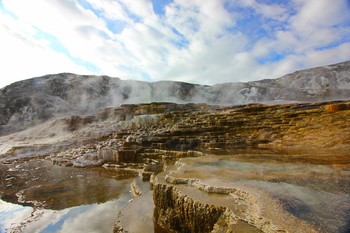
[1,61,350,135]
[325,102,350,112]
[97,148,139,163]
[153,183,226,233]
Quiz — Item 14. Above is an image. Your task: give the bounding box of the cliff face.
[1,60,349,135]
[153,183,226,233]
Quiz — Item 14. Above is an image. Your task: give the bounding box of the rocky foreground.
[0,100,350,232]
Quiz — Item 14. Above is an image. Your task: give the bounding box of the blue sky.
[0,0,350,88]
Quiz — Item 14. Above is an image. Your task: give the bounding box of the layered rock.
[2,101,349,164]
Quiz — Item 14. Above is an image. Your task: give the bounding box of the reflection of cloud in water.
[0,200,32,231]
[23,209,71,233]
[1,193,131,233]
[58,200,119,233]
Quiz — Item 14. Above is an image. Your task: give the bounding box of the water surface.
[0,160,137,233]
[168,150,350,233]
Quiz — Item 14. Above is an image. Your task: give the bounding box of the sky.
[0,0,350,88]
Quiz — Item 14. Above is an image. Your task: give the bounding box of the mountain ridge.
[0,60,349,135]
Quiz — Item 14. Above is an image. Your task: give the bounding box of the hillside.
[0,60,349,135]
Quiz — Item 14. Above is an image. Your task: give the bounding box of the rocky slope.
[1,60,349,135]
[2,101,349,162]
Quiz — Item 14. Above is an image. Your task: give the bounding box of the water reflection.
[170,151,350,233]
[1,149,350,232]
[0,160,137,210]
[0,160,137,232]
[0,196,131,233]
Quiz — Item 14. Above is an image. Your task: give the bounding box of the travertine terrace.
[1,100,349,232]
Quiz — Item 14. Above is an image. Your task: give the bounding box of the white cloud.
[249,0,350,79]
[250,42,350,82]
[85,0,131,23]
[0,0,349,88]
[118,0,154,20]
[116,0,245,84]
[1,0,133,83]
[283,0,350,53]
[295,42,350,68]
[235,0,289,21]
[0,11,92,88]
[290,0,350,31]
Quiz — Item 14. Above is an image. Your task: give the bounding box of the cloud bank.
[0,0,349,88]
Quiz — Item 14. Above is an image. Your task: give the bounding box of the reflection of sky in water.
[0,192,131,233]
[0,200,33,232]
[193,158,337,175]
[179,155,350,233]
[240,180,350,232]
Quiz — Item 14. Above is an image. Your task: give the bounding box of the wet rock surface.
[153,152,350,233]
[0,100,349,232]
